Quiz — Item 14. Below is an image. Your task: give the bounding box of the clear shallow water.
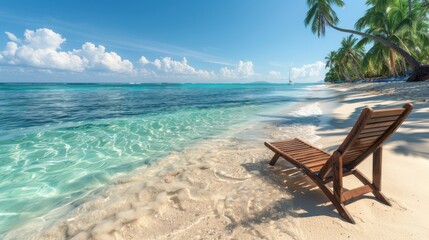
[0,83,313,234]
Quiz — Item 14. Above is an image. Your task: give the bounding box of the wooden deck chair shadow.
[264,103,413,224]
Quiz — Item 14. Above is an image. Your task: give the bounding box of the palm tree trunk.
[338,67,346,81]
[332,65,342,81]
[341,67,351,82]
[389,49,397,77]
[349,51,365,79]
[349,62,361,80]
[336,70,341,81]
[325,18,422,70]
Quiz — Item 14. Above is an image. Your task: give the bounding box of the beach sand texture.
[6,82,429,240]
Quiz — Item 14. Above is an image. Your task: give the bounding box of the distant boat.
[288,67,293,85]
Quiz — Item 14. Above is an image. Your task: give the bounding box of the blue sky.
[0,0,367,83]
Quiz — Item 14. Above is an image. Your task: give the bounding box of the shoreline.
[5,82,429,239]
[4,85,330,239]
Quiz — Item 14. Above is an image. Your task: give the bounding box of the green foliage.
[304,0,345,37]
[306,0,429,82]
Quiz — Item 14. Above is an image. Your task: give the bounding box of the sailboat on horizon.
[288,67,293,85]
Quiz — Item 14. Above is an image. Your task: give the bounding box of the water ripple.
[0,83,311,234]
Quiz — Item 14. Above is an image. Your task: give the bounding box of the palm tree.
[356,0,416,77]
[304,0,428,81]
[359,0,429,77]
[408,1,429,63]
[325,50,343,81]
[362,41,393,77]
[338,35,365,80]
[325,45,360,82]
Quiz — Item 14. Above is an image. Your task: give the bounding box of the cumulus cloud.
[268,70,281,78]
[73,42,134,73]
[139,56,149,65]
[139,58,258,81]
[139,56,214,78]
[24,28,65,49]
[152,59,162,69]
[0,29,86,71]
[220,60,255,79]
[291,61,325,80]
[0,28,267,82]
[0,28,134,73]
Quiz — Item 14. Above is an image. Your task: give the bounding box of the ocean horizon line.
[0,81,319,85]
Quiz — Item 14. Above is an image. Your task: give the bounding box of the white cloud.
[73,42,134,73]
[291,61,325,80]
[268,70,281,78]
[153,59,162,69]
[24,28,64,49]
[139,56,149,65]
[0,29,86,71]
[139,56,214,79]
[2,42,18,60]
[5,31,20,42]
[220,60,255,79]
[0,28,134,73]
[0,29,273,82]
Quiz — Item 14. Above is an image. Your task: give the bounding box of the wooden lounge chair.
[264,103,413,223]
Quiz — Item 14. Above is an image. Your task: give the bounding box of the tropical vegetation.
[305,0,429,82]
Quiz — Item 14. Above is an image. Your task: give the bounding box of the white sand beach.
[300,82,429,239]
[6,82,429,240]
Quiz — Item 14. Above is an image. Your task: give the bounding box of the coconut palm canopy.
[306,0,429,82]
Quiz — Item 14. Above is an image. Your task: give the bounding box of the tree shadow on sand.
[259,98,429,159]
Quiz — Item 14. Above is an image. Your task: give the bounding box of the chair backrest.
[319,103,413,179]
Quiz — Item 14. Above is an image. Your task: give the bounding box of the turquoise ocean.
[0,83,315,235]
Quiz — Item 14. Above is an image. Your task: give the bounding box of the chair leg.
[267,151,356,223]
[328,152,356,222]
[269,153,280,166]
[337,203,355,224]
[373,147,382,190]
[332,152,343,204]
[306,171,356,224]
[372,147,391,206]
[373,191,391,206]
[354,169,391,206]
[317,183,356,224]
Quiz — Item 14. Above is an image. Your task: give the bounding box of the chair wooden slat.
[293,151,327,158]
[301,157,330,164]
[364,121,397,128]
[367,116,399,124]
[277,145,311,151]
[360,126,391,134]
[297,154,329,161]
[358,131,387,138]
[371,108,404,118]
[372,108,405,118]
[355,135,381,142]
